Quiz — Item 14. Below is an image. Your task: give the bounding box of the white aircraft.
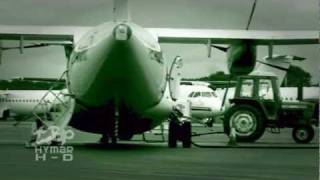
[179,82,223,126]
[0,90,63,120]
[0,0,317,147]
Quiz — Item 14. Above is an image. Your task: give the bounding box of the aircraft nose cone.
[113,23,132,41]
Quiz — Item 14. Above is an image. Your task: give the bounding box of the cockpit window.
[201,92,212,97]
[193,92,201,98]
[211,92,217,97]
[188,92,195,97]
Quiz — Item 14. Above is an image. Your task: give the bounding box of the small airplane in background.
[179,81,223,126]
[0,89,65,120]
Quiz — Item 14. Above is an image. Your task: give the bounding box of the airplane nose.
[113,23,132,41]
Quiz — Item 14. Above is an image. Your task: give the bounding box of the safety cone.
[228,126,237,146]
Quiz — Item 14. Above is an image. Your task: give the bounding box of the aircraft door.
[168,56,183,101]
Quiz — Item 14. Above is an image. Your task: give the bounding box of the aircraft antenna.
[246,0,258,30]
[0,41,2,65]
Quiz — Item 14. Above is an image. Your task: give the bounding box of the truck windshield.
[240,79,254,98]
[259,79,274,100]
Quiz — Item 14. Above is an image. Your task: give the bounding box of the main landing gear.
[99,102,119,146]
[168,112,192,148]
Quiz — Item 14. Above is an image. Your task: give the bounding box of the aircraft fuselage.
[66,22,174,135]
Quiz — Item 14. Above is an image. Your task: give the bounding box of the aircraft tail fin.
[113,0,131,22]
[254,55,306,86]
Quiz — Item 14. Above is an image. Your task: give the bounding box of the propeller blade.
[211,45,229,52]
[292,56,306,61]
[257,60,289,71]
[246,0,258,30]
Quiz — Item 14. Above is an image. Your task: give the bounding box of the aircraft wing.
[0,26,317,45]
[0,25,92,43]
[147,28,319,45]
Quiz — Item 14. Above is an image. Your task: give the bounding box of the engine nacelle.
[227,42,257,75]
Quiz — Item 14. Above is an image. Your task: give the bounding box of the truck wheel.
[168,120,179,148]
[292,125,314,144]
[224,105,265,142]
[181,121,191,148]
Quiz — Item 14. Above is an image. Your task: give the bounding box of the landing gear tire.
[292,125,314,144]
[168,120,179,148]
[111,137,117,145]
[99,135,109,145]
[224,105,265,142]
[181,121,191,148]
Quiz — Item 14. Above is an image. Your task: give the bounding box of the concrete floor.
[0,122,318,180]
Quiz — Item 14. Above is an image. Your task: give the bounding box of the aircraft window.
[240,79,254,98]
[202,92,212,97]
[211,92,217,97]
[193,92,201,98]
[188,92,195,97]
[150,50,164,64]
